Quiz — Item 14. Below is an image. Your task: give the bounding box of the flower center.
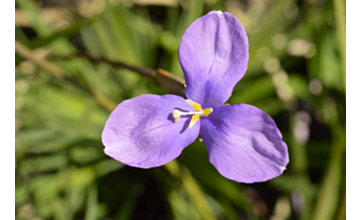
[173,99,213,128]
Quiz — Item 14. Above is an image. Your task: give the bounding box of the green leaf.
[85,184,99,220]
[70,146,104,165]
[288,74,311,99]
[312,131,344,220]
[28,16,103,50]
[229,76,276,104]
[318,31,342,90]
[16,129,79,153]
[19,154,68,174]
[95,159,124,176]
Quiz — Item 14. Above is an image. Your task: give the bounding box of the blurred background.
[15,0,346,219]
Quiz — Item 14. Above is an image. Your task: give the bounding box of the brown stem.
[15,40,117,111]
[54,52,156,78]
[52,52,186,97]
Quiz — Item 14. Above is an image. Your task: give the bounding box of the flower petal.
[200,104,289,183]
[179,11,249,108]
[102,94,200,168]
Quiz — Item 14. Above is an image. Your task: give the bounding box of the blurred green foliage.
[15,0,345,219]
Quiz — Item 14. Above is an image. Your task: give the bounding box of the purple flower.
[102,11,289,183]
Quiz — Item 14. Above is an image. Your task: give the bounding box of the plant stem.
[15,40,117,111]
[333,0,346,93]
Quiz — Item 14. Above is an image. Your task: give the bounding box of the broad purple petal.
[179,11,249,108]
[102,94,200,168]
[200,104,289,183]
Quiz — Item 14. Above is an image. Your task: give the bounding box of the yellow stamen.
[172,99,213,128]
[186,99,202,111]
[173,109,181,122]
[189,115,200,128]
[203,108,213,116]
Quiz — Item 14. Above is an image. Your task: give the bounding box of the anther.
[172,100,213,128]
